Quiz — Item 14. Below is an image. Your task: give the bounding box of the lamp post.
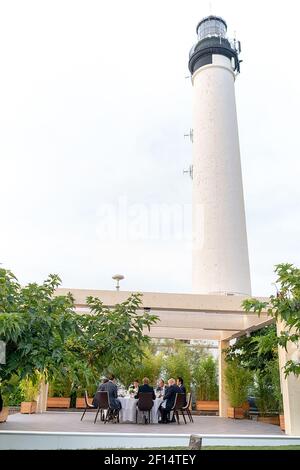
[112,274,124,291]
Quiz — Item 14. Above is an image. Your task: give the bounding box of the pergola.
[56,288,272,341]
[56,288,300,435]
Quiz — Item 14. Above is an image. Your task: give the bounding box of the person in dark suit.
[177,376,187,407]
[104,374,122,410]
[135,377,156,400]
[159,378,181,423]
[176,377,186,395]
[92,374,121,411]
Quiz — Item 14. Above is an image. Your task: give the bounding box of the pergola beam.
[57,288,271,342]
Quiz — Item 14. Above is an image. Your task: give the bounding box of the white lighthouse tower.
[189,16,251,296]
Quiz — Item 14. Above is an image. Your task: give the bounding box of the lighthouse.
[189,16,251,296]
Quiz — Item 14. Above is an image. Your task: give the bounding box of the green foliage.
[48,369,73,397]
[268,359,283,413]
[0,269,77,383]
[225,325,277,371]
[68,293,158,378]
[254,359,282,414]
[112,346,164,388]
[0,268,159,402]
[243,263,300,377]
[0,374,24,406]
[225,361,253,407]
[19,375,40,402]
[193,356,219,401]
[162,342,192,391]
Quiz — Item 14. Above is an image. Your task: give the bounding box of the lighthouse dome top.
[189,15,240,75]
[196,15,227,41]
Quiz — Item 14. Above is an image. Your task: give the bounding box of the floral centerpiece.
[128,385,136,396]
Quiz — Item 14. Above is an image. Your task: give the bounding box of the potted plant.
[193,356,219,412]
[225,362,252,419]
[20,376,39,414]
[47,373,71,409]
[255,364,280,426]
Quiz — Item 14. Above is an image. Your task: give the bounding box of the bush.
[19,376,40,402]
[48,370,73,397]
[255,359,281,414]
[225,362,253,407]
[0,375,24,406]
[162,343,192,391]
[111,347,163,388]
[193,356,219,401]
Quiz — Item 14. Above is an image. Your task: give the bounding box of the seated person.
[156,378,167,397]
[92,377,108,407]
[177,376,187,405]
[132,379,140,394]
[159,378,181,423]
[135,377,156,400]
[93,374,121,412]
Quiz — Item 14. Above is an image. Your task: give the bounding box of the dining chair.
[171,393,187,424]
[136,392,154,424]
[80,390,97,421]
[182,392,193,423]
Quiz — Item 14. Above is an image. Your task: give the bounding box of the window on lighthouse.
[198,19,226,41]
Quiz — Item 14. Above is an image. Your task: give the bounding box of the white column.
[192,54,251,296]
[277,321,300,435]
[219,339,230,418]
[36,380,48,413]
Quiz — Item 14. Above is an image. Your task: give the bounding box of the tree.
[65,292,159,390]
[225,325,278,372]
[0,268,159,404]
[0,269,77,384]
[243,263,300,377]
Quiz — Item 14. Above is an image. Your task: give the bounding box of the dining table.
[118,396,163,423]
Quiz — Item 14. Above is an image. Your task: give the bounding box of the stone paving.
[1,411,284,435]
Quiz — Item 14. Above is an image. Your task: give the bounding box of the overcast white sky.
[1,0,300,296]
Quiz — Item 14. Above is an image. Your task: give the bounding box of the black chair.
[171,393,187,424]
[182,392,193,423]
[80,390,96,421]
[94,391,120,424]
[136,392,154,424]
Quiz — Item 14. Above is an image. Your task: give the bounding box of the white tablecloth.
[118,397,163,423]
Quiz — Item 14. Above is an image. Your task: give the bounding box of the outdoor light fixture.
[112,274,124,291]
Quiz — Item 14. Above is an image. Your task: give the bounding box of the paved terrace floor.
[1,411,284,435]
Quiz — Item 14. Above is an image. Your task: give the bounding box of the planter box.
[0,406,9,422]
[20,401,37,414]
[258,415,280,426]
[76,398,86,409]
[280,414,285,431]
[227,406,245,419]
[196,400,219,412]
[47,397,71,409]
